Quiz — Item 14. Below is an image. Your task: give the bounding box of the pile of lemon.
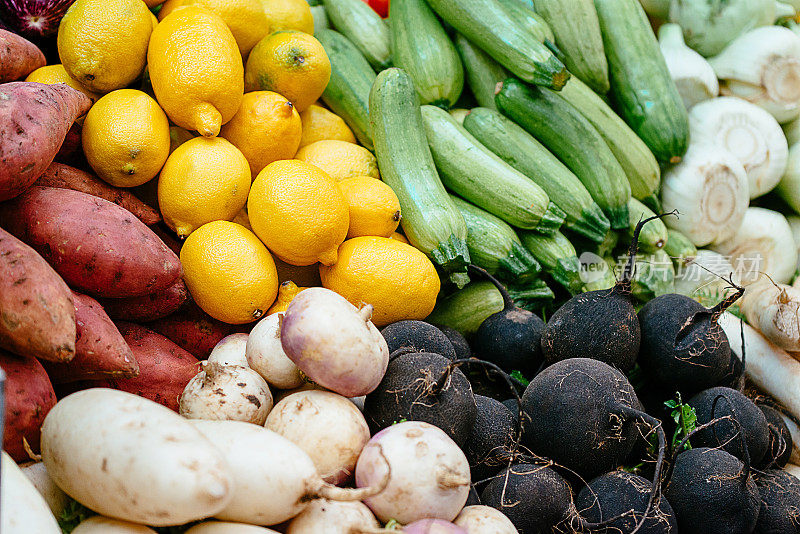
[30,0,440,327]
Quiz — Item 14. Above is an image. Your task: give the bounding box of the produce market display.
[8,0,800,532]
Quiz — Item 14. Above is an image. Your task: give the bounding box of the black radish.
[753,469,800,533]
[759,405,793,468]
[638,288,743,395]
[381,320,457,361]
[540,216,665,371]
[464,395,517,481]
[436,325,472,360]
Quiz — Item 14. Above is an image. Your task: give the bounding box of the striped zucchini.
[425,0,569,90]
[450,195,541,281]
[496,78,631,230]
[506,279,555,312]
[390,0,464,108]
[664,229,697,266]
[427,281,504,338]
[559,77,661,207]
[594,0,689,163]
[463,107,609,243]
[495,0,555,44]
[454,34,508,110]
[531,0,609,94]
[631,249,675,301]
[626,198,667,252]
[420,105,565,234]
[583,257,617,292]
[317,30,376,150]
[322,0,391,70]
[370,68,470,281]
[518,230,584,295]
[310,5,330,33]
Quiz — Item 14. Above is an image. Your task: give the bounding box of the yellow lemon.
[274,256,322,287]
[389,232,408,244]
[295,140,379,180]
[158,0,269,55]
[82,89,170,187]
[261,0,314,34]
[320,236,441,326]
[148,6,244,137]
[248,160,349,266]
[150,11,158,30]
[267,280,307,315]
[158,136,251,237]
[181,220,279,324]
[219,91,302,177]
[25,64,101,102]
[169,125,195,154]
[244,31,330,112]
[298,104,356,148]
[57,0,152,93]
[337,176,401,238]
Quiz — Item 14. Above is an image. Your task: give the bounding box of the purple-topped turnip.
[1,0,75,40]
[402,519,467,534]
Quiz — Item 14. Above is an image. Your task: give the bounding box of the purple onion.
[403,519,468,534]
[0,0,75,39]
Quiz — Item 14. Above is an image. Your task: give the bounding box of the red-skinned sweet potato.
[0,349,57,462]
[0,187,182,298]
[0,30,45,82]
[111,322,200,411]
[146,301,243,359]
[97,278,189,323]
[0,227,75,362]
[0,82,91,201]
[42,292,138,383]
[35,162,161,225]
[54,123,83,166]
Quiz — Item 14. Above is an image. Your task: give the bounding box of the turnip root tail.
[313,444,391,502]
[358,304,375,322]
[620,212,678,291]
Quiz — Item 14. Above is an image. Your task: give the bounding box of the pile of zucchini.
[316,0,690,317]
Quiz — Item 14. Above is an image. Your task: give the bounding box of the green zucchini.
[559,75,661,207]
[506,279,555,312]
[496,78,631,230]
[317,30,376,150]
[631,249,675,301]
[453,34,508,110]
[322,0,391,70]
[310,5,330,33]
[594,0,689,163]
[664,229,697,266]
[495,0,555,44]
[370,68,470,283]
[425,0,569,90]
[426,281,504,338]
[531,0,609,94]
[581,256,617,292]
[626,198,667,252]
[518,230,584,294]
[450,195,541,282]
[463,107,609,243]
[389,0,463,109]
[420,105,565,234]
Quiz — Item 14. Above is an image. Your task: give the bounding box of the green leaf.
[510,370,530,386]
[664,393,697,451]
[58,499,96,534]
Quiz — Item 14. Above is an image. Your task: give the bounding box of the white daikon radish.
[207,333,250,367]
[1,452,60,534]
[41,389,233,526]
[285,499,380,534]
[689,97,788,198]
[246,313,304,389]
[185,522,280,534]
[785,463,800,480]
[179,362,273,425]
[265,390,370,484]
[20,461,69,517]
[659,23,719,109]
[741,278,800,351]
[712,207,798,285]
[454,505,519,533]
[710,26,800,123]
[779,414,800,465]
[777,143,800,216]
[72,516,157,533]
[660,142,749,246]
[673,250,736,298]
[786,116,800,145]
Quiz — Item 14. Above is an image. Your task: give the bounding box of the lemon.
[261,0,314,34]
[169,126,195,154]
[158,136,251,237]
[295,140,379,180]
[181,221,279,324]
[389,232,408,244]
[248,160,349,266]
[320,236,441,326]
[219,91,302,177]
[267,281,307,315]
[150,11,158,30]
[82,89,170,188]
[245,31,330,112]
[337,177,401,239]
[274,256,322,287]
[158,0,269,55]
[148,6,244,137]
[25,64,101,102]
[299,104,356,148]
[57,0,153,93]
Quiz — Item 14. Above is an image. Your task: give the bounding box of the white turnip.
[185,522,281,533]
[246,313,304,389]
[208,333,250,367]
[281,288,389,397]
[179,362,273,425]
[403,519,467,534]
[20,461,69,517]
[355,421,470,524]
[1,452,60,534]
[741,278,800,351]
[453,505,519,533]
[72,516,157,533]
[265,390,370,484]
[285,499,380,534]
[40,389,233,526]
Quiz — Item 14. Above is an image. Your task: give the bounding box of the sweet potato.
[0,349,57,462]
[147,301,242,359]
[98,278,189,322]
[41,292,138,383]
[0,187,182,297]
[0,30,45,82]
[35,162,161,225]
[0,227,75,362]
[54,123,83,165]
[150,223,183,256]
[0,82,91,201]
[111,322,200,411]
